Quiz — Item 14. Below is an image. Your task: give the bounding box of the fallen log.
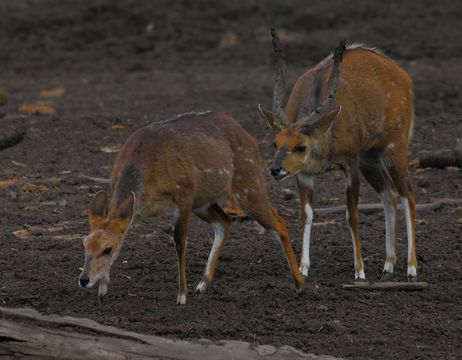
[0,307,339,360]
[342,281,429,291]
[0,130,25,151]
[418,144,462,169]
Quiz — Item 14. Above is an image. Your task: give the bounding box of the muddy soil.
[1,1,461,359]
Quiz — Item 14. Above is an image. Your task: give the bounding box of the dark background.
[1,1,461,358]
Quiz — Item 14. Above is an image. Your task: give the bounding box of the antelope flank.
[79,111,304,305]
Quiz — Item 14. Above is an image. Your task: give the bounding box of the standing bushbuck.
[260,29,417,281]
[79,111,304,305]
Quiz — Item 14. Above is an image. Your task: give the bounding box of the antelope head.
[79,190,135,300]
[260,29,346,180]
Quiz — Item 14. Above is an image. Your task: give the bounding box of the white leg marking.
[346,210,365,280]
[296,174,314,277]
[300,203,313,277]
[200,223,224,284]
[401,197,417,277]
[380,191,397,274]
[196,281,207,294]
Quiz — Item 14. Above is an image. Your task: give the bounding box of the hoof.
[407,275,418,283]
[299,263,310,278]
[195,281,207,297]
[176,293,187,305]
[355,270,366,281]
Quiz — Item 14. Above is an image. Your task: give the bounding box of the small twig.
[315,198,462,216]
[0,131,25,151]
[342,281,429,291]
[77,173,110,184]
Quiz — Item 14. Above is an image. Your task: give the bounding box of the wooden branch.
[77,173,110,183]
[342,281,429,291]
[0,130,25,151]
[418,144,462,168]
[314,198,462,216]
[0,307,337,360]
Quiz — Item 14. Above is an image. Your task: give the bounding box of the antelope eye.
[101,247,112,256]
[294,145,307,153]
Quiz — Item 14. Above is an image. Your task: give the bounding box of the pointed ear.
[113,191,136,230]
[89,190,108,228]
[258,104,279,130]
[300,105,342,135]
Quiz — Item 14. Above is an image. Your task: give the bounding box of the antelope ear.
[258,104,279,130]
[300,105,342,135]
[113,191,136,229]
[89,190,108,228]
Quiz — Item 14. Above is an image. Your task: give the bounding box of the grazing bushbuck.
[79,111,304,305]
[260,29,417,281]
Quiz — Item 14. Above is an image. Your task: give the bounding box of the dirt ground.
[1,1,462,359]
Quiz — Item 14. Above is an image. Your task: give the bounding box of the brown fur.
[262,46,417,280]
[79,111,304,304]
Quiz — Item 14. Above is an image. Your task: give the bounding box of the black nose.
[270,166,281,177]
[79,276,90,287]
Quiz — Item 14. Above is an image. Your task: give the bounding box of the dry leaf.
[446,166,460,172]
[20,183,48,194]
[13,229,32,239]
[313,220,336,227]
[39,87,65,98]
[219,31,239,48]
[19,103,56,116]
[0,178,19,188]
[145,22,156,33]
[111,124,126,131]
[24,205,39,213]
[416,167,432,173]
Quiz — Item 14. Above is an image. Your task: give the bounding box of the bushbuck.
[79,111,304,305]
[260,29,417,281]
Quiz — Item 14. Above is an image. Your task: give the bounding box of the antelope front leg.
[98,272,110,306]
[296,174,314,277]
[344,165,365,280]
[173,208,191,305]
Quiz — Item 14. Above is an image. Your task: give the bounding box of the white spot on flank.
[245,158,255,164]
[175,185,180,189]
[204,169,213,174]
[387,143,396,150]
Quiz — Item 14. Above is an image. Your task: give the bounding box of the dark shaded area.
[0,1,461,360]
